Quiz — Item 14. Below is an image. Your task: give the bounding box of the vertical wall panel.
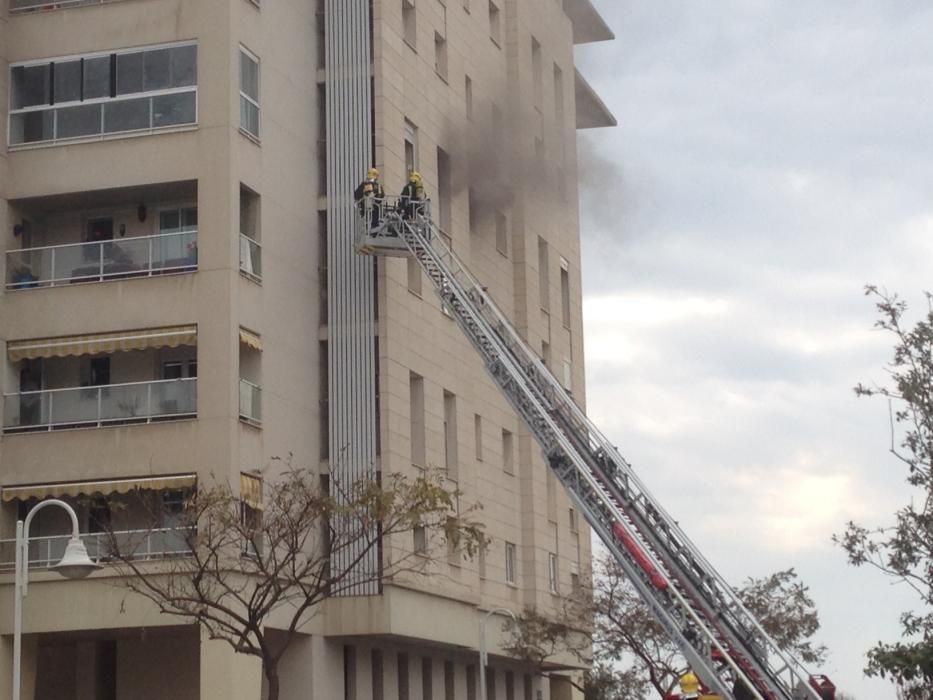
[325,0,378,595]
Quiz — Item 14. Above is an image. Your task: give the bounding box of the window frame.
[239,45,261,140]
[504,541,516,585]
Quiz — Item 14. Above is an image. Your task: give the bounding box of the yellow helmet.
[367,167,380,179]
[409,171,423,184]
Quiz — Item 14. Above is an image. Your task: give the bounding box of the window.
[562,358,572,392]
[344,646,357,700]
[569,507,578,532]
[446,516,460,566]
[408,256,422,295]
[560,258,571,328]
[372,650,385,700]
[486,668,496,700]
[10,42,197,146]
[505,541,516,584]
[444,661,455,700]
[435,33,448,80]
[571,572,581,595]
[437,147,452,233]
[398,653,410,700]
[414,525,427,555]
[240,186,262,280]
[548,552,558,593]
[466,666,477,700]
[502,429,513,474]
[465,75,473,120]
[403,0,417,49]
[474,414,483,461]
[541,341,550,367]
[531,37,542,109]
[239,47,260,138]
[404,119,418,174]
[537,237,549,310]
[478,541,487,578]
[422,657,433,700]
[410,372,426,466]
[495,211,508,256]
[443,390,458,474]
[553,64,564,129]
[488,1,501,46]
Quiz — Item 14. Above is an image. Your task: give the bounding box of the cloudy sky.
[574,2,933,698]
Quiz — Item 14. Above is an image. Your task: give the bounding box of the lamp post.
[479,607,517,700]
[13,498,99,700]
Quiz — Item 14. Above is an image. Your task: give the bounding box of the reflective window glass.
[152,91,196,127]
[56,103,102,139]
[104,98,150,133]
[171,45,197,87]
[53,60,82,104]
[116,52,144,95]
[83,56,111,99]
[11,64,50,109]
[10,110,54,144]
[143,48,171,91]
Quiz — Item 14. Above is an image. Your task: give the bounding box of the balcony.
[3,377,197,432]
[3,327,198,433]
[0,526,195,570]
[6,230,197,290]
[6,180,198,290]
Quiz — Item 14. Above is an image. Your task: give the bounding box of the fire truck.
[354,197,836,700]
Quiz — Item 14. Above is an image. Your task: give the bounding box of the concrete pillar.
[309,636,343,700]
[199,629,263,700]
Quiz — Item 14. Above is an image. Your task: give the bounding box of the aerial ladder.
[354,197,836,700]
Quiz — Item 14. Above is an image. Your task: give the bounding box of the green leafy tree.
[835,287,933,697]
[505,556,825,699]
[106,466,484,700]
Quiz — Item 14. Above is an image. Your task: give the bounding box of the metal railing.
[9,0,119,11]
[239,378,262,425]
[239,234,262,281]
[6,230,198,290]
[2,377,197,432]
[0,526,196,570]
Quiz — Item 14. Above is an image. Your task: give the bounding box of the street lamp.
[13,498,99,700]
[479,607,517,700]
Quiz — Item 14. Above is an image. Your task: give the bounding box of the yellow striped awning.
[2,474,197,502]
[239,328,263,352]
[240,472,264,510]
[7,326,197,362]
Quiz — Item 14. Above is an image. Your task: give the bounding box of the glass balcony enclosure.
[6,181,197,290]
[239,234,262,281]
[239,378,262,425]
[9,42,197,146]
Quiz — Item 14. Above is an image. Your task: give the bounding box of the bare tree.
[104,466,484,700]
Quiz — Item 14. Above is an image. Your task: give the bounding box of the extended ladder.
[355,201,824,700]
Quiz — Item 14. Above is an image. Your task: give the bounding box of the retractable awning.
[2,474,198,502]
[238,328,263,352]
[7,325,198,362]
[240,472,264,510]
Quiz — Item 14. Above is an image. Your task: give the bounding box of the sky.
[574,2,933,698]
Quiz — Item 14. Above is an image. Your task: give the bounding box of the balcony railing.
[239,234,262,281]
[6,230,197,290]
[2,377,197,432]
[0,526,196,570]
[239,378,262,425]
[9,0,116,11]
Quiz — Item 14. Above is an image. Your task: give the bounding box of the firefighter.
[679,671,701,700]
[354,167,384,229]
[399,170,425,219]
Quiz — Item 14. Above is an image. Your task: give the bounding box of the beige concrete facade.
[0,0,613,697]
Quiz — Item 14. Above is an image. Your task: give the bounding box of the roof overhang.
[563,0,614,44]
[575,69,617,129]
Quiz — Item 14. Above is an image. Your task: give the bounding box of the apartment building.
[0,0,614,698]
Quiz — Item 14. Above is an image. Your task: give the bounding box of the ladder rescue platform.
[354,198,834,700]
